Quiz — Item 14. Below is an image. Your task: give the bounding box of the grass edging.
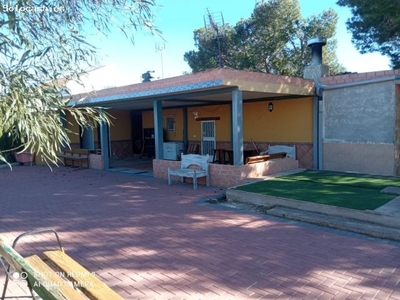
[226,189,400,229]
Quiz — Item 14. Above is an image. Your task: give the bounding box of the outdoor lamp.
[268,102,273,112]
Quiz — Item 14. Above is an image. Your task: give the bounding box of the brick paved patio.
[0,165,399,299]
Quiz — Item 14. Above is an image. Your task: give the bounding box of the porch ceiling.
[71,68,315,111]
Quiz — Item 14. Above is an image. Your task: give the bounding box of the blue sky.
[78,0,391,91]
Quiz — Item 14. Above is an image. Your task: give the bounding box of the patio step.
[268,206,400,241]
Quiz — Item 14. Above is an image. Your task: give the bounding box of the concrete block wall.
[323,81,395,144]
[153,158,298,188]
[322,75,397,175]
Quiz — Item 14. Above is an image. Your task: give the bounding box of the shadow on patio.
[1,166,399,299]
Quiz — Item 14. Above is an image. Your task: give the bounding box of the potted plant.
[14,151,35,166]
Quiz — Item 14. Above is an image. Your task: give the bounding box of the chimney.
[303,37,330,85]
[307,37,326,66]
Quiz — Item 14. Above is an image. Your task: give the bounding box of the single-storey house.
[66,67,317,187]
[64,38,400,186]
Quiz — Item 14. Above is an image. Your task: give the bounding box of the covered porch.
[69,68,315,187]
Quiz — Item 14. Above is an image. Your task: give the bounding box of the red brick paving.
[0,165,399,299]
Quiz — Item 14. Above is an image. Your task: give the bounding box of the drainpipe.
[317,97,323,170]
[312,97,319,169]
[304,37,328,170]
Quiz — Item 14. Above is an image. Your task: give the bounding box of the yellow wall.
[187,105,231,141]
[109,109,131,141]
[142,105,232,142]
[140,98,312,143]
[163,108,184,141]
[142,109,185,141]
[65,111,80,144]
[185,99,312,143]
[243,98,313,142]
[142,110,153,128]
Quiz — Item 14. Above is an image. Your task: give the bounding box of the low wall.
[89,154,104,170]
[153,158,298,188]
[227,189,400,231]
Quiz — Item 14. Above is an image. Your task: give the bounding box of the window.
[165,115,175,132]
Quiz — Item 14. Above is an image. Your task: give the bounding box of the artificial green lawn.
[235,170,400,210]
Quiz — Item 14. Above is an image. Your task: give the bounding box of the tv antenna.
[155,43,165,79]
[203,8,225,68]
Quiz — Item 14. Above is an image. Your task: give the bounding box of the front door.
[201,121,216,156]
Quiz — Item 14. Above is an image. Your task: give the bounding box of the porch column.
[232,89,244,165]
[99,119,109,170]
[153,100,164,159]
[183,107,188,151]
[229,103,233,149]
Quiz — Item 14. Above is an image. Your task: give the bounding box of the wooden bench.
[58,149,90,168]
[186,143,200,154]
[0,231,123,300]
[263,145,296,158]
[168,154,210,189]
[245,152,287,164]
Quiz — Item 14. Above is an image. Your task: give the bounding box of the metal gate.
[201,121,216,156]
